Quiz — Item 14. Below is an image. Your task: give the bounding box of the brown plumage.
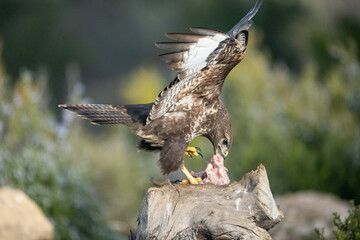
[59,0,262,176]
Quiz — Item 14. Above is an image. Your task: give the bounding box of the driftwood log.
[130,164,283,240]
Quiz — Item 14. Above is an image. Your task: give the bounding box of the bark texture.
[131,164,283,240]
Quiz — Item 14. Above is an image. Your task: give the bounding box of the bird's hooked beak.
[217,146,228,159]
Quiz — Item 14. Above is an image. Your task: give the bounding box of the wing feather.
[158,51,186,63]
[165,33,204,42]
[148,29,230,123]
[190,27,225,36]
[148,1,262,124]
[155,42,193,51]
[227,0,263,37]
[157,29,228,78]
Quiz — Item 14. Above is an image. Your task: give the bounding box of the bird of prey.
[59,0,262,184]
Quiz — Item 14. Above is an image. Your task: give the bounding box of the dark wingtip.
[227,0,263,37]
[58,104,68,109]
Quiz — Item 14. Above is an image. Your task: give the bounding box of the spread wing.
[147,0,262,124]
[156,29,229,80]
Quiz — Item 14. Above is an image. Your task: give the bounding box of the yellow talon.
[180,177,202,184]
[180,146,203,184]
[185,146,203,158]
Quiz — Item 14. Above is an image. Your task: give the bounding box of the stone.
[270,191,352,240]
[0,187,54,240]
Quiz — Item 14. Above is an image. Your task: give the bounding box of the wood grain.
[130,164,283,240]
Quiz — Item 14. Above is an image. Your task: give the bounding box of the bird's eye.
[222,138,228,146]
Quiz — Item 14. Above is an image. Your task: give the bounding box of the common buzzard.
[59,0,262,184]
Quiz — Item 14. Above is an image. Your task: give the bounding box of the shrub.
[221,41,360,201]
[0,61,121,239]
[316,202,360,240]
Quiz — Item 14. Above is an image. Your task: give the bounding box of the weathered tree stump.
[130,164,283,240]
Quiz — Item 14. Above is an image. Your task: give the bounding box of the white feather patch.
[180,34,227,75]
[149,31,228,123]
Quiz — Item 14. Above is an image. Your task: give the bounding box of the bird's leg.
[179,146,203,184]
[179,164,202,184]
[185,146,203,158]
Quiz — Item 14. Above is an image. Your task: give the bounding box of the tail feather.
[58,103,153,126]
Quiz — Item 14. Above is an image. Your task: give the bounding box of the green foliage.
[1,0,359,104]
[333,203,360,240]
[0,1,357,239]
[219,39,360,201]
[0,28,359,239]
[120,66,165,103]
[0,61,121,239]
[315,228,326,240]
[315,202,360,240]
[116,38,360,205]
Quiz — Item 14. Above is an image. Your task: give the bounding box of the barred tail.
[58,103,153,126]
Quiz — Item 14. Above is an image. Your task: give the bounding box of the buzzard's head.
[208,103,232,159]
[215,130,232,160]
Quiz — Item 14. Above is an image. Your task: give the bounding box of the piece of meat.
[200,153,230,185]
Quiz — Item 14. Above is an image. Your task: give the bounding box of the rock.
[270,191,352,240]
[0,187,54,240]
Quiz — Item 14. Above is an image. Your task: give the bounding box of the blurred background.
[0,0,359,239]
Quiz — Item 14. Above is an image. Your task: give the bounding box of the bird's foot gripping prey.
[180,146,203,184]
[179,164,202,185]
[58,0,262,184]
[179,153,230,185]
